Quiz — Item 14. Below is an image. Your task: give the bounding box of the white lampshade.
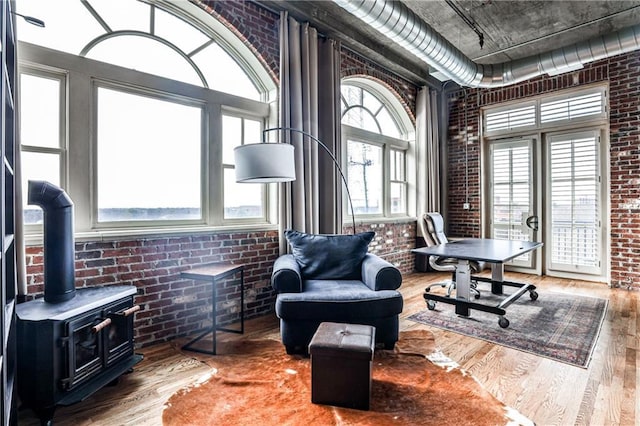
[234,143,296,183]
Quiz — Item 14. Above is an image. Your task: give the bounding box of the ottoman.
[308,322,376,410]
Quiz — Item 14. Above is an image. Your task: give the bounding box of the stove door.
[103,298,138,367]
[63,310,104,390]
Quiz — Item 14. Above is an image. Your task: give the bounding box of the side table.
[180,263,244,355]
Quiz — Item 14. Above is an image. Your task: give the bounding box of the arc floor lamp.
[234,127,357,234]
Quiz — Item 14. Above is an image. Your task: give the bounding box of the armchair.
[419,212,487,299]
[272,230,403,354]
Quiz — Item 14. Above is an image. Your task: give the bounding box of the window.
[95,86,203,223]
[20,70,65,224]
[483,87,606,136]
[341,80,412,218]
[541,91,604,124]
[485,104,536,132]
[17,0,276,235]
[222,115,264,219]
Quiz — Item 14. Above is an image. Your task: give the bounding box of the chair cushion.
[285,230,375,280]
[275,280,403,320]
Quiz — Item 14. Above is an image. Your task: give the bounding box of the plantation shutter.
[548,131,601,274]
[485,105,536,132]
[490,140,533,265]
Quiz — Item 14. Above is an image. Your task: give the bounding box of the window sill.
[24,223,280,246]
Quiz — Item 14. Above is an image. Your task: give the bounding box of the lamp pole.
[263,127,357,234]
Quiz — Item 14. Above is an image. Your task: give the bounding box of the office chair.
[418,212,486,300]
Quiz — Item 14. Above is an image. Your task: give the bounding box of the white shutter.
[490,140,534,265]
[541,91,604,124]
[485,105,536,132]
[548,131,600,273]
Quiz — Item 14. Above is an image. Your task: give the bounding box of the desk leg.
[212,279,217,355]
[491,264,505,294]
[455,260,472,317]
[240,269,244,334]
[182,277,218,355]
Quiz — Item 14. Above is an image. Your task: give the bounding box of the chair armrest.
[361,253,402,291]
[271,254,303,293]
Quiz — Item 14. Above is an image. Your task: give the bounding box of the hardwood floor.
[18,272,639,425]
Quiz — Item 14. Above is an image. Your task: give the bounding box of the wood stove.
[16,181,142,424]
[16,286,142,423]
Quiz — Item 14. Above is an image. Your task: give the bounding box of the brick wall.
[446,52,640,289]
[352,220,417,275]
[24,221,416,347]
[341,49,418,123]
[25,231,280,347]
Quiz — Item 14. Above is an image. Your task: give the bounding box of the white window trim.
[342,124,413,220]
[19,41,274,242]
[482,84,608,138]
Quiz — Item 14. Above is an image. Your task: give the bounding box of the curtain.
[416,87,441,235]
[278,12,342,253]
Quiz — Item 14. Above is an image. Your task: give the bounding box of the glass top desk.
[412,238,543,328]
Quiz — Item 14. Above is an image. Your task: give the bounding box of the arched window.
[17,0,276,236]
[341,79,414,218]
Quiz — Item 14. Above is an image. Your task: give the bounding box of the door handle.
[525,215,539,231]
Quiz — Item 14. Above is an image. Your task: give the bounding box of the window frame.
[341,78,414,221]
[18,3,276,242]
[90,79,209,229]
[482,85,608,138]
[18,65,68,192]
[342,124,411,219]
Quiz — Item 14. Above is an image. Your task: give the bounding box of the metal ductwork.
[333,0,640,88]
[28,180,76,303]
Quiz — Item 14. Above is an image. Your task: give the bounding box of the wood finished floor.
[17,272,639,425]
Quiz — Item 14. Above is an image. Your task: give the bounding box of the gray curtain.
[278,12,342,253]
[416,87,441,235]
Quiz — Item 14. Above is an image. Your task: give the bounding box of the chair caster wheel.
[427,300,437,310]
[498,317,509,328]
[529,290,538,300]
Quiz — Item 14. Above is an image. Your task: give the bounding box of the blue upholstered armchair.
[271,230,403,354]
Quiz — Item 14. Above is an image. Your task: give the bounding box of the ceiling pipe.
[333,0,640,88]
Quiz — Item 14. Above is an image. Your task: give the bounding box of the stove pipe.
[27,180,76,303]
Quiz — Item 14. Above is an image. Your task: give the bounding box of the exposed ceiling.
[258,0,640,86]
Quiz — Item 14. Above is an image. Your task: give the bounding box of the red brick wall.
[24,222,416,347]
[25,231,280,347]
[352,221,417,275]
[341,49,418,123]
[446,52,640,289]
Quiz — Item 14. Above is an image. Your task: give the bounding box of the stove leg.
[33,406,55,426]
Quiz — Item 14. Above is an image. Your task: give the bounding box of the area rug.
[409,290,607,368]
[162,330,532,425]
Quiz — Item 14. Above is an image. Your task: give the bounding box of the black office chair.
[419,212,486,301]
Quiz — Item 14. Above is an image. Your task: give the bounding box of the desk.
[180,263,244,355]
[412,239,543,328]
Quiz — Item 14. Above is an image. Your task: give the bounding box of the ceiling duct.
[333,0,640,88]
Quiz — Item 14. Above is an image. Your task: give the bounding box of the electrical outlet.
[463,202,470,210]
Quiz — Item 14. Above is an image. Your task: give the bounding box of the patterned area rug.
[409,290,607,368]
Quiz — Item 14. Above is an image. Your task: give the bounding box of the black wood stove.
[16,181,142,425]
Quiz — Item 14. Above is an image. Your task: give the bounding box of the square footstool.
[308,322,376,410]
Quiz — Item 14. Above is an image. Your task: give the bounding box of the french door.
[489,139,537,269]
[545,130,602,276]
[487,130,605,278]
